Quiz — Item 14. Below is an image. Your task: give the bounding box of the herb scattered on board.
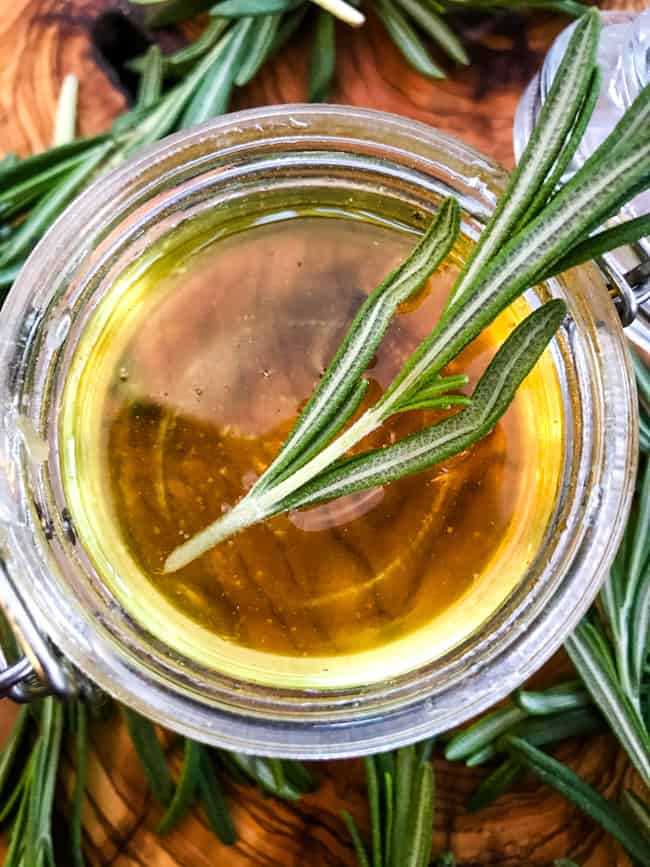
[168,10,650,570]
[0,693,315,865]
[128,0,587,102]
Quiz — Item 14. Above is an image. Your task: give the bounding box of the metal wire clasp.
[0,556,74,701]
[601,240,650,328]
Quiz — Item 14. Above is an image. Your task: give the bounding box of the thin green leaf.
[631,561,650,698]
[623,789,650,841]
[309,9,336,101]
[122,707,174,805]
[383,771,394,866]
[181,18,253,126]
[394,0,468,64]
[0,137,104,191]
[375,0,445,79]
[554,860,581,867]
[252,199,459,493]
[391,745,416,866]
[281,301,565,512]
[566,624,650,787]
[212,0,299,14]
[234,13,282,85]
[53,74,79,147]
[71,702,88,867]
[269,4,307,52]
[468,758,521,811]
[136,45,164,110]
[514,681,591,715]
[282,759,317,793]
[363,757,382,867]
[405,762,435,867]
[518,66,601,228]
[0,153,93,220]
[445,8,600,308]
[197,748,237,844]
[504,736,650,866]
[538,214,650,282]
[342,810,371,867]
[0,706,29,802]
[0,141,113,268]
[157,738,201,835]
[435,855,456,867]
[393,394,471,414]
[129,18,231,76]
[445,705,527,761]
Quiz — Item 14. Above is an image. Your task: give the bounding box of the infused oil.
[60,207,564,688]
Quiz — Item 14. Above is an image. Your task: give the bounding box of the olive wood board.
[0,0,646,864]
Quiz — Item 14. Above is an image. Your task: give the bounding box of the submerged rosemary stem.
[165,408,383,571]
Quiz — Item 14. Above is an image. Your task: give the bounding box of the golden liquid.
[61,209,564,688]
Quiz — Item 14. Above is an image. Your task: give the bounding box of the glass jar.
[514,9,650,359]
[0,105,638,757]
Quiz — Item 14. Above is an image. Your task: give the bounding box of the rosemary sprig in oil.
[167,10,650,571]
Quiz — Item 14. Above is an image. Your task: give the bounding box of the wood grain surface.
[0,1,646,864]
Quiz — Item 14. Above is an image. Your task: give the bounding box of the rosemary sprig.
[343,742,437,867]
[167,10,650,571]
[129,0,585,98]
[0,696,314,860]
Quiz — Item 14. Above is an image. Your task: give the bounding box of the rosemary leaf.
[445,706,528,761]
[445,8,599,308]
[342,810,371,867]
[212,0,299,15]
[517,65,601,228]
[234,13,282,85]
[468,758,521,811]
[309,8,336,101]
[0,141,113,269]
[251,198,459,494]
[538,214,650,281]
[180,17,253,125]
[197,748,237,844]
[279,301,565,512]
[129,18,231,76]
[122,707,174,805]
[393,0,469,64]
[157,738,201,834]
[383,770,394,865]
[363,757,383,867]
[70,702,89,867]
[269,4,308,51]
[375,0,445,79]
[136,45,164,110]
[392,744,418,865]
[405,761,435,867]
[622,789,650,840]
[554,860,581,867]
[566,623,650,787]
[504,736,650,866]
[53,74,79,147]
[0,705,29,802]
[514,680,591,715]
[0,137,106,205]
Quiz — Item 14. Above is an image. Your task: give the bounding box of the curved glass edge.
[0,105,638,757]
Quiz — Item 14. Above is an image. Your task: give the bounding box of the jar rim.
[0,104,638,757]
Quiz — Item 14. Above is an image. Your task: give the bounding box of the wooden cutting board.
[0,1,645,864]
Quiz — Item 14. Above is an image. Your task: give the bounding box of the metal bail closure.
[0,555,75,701]
[599,239,650,353]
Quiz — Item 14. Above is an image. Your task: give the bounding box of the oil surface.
[61,209,564,687]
